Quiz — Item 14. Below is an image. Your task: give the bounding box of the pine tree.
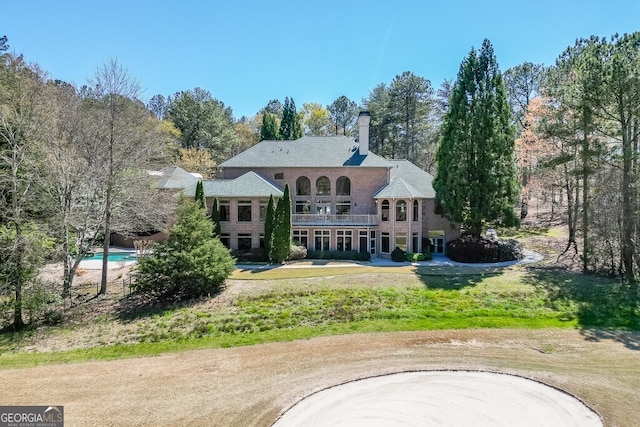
[279,97,303,140]
[260,112,280,141]
[210,197,221,236]
[264,194,276,257]
[269,184,291,263]
[433,39,519,240]
[194,180,206,210]
[134,196,235,298]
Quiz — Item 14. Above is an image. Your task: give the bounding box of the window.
[412,232,419,253]
[238,200,252,222]
[359,230,368,253]
[293,230,308,248]
[220,201,230,222]
[381,232,390,253]
[220,234,230,248]
[237,233,252,251]
[396,200,407,221]
[259,201,268,221]
[336,176,351,196]
[295,200,311,213]
[381,200,389,221]
[274,172,284,180]
[314,230,330,251]
[316,201,331,215]
[296,176,310,196]
[395,232,407,251]
[413,200,419,221]
[316,176,331,196]
[337,230,352,251]
[370,230,376,254]
[336,201,351,215]
[259,234,265,248]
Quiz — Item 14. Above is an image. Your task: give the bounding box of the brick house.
[186,112,459,257]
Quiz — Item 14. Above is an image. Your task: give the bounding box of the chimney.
[358,111,370,156]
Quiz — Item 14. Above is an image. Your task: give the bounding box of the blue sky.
[3,1,639,119]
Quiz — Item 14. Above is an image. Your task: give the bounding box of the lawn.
[1,263,637,369]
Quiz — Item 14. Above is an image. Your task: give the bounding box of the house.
[185,112,459,257]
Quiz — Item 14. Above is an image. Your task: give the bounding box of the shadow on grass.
[523,267,640,350]
[414,266,503,290]
[115,292,217,322]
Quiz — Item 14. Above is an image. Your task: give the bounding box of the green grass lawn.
[1,264,638,368]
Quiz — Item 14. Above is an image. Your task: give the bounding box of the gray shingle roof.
[373,160,435,199]
[152,165,200,189]
[184,171,283,198]
[219,136,393,168]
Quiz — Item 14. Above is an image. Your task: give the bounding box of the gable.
[374,160,436,199]
[184,171,283,198]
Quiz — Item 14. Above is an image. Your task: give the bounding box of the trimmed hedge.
[446,235,524,263]
[306,250,371,261]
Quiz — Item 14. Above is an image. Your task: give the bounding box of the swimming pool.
[84,251,138,262]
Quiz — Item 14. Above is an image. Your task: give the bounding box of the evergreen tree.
[433,39,519,240]
[279,97,302,140]
[194,180,206,209]
[260,112,280,141]
[269,184,291,263]
[134,196,235,298]
[264,194,276,257]
[328,95,358,136]
[210,197,221,236]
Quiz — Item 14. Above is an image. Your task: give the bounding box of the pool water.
[84,251,137,262]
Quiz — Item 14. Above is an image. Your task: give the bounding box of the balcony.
[292,214,378,226]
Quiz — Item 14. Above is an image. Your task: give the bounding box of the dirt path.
[1,329,639,426]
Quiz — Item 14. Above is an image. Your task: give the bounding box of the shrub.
[133,197,235,299]
[232,248,268,263]
[406,252,432,262]
[288,245,307,261]
[391,247,406,262]
[305,250,369,261]
[446,235,524,263]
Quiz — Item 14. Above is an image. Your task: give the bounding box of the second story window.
[316,176,331,196]
[220,200,230,221]
[396,200,407,221]
[259,201,268,221]
[336,176,351,196]
[238,200,252,222]
[381,200,389,221]
[296,176,310,196]
[413,200,419,221]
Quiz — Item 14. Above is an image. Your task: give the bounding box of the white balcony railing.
[292,214,378,226]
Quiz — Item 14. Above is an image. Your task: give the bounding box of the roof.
[373,160,436,199]
[219,136,393,168]
[184,171,283,198]
[151,165,200,189]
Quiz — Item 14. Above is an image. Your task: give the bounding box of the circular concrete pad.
[273,371,602,426]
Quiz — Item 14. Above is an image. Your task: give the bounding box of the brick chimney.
[358,111,370,156]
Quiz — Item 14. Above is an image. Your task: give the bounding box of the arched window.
[316,176,331,196]
[413,200,419,221]
[396,200,407,221]
[296,176,310,196]
[381,200,390,222]
[336,176,351,196]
